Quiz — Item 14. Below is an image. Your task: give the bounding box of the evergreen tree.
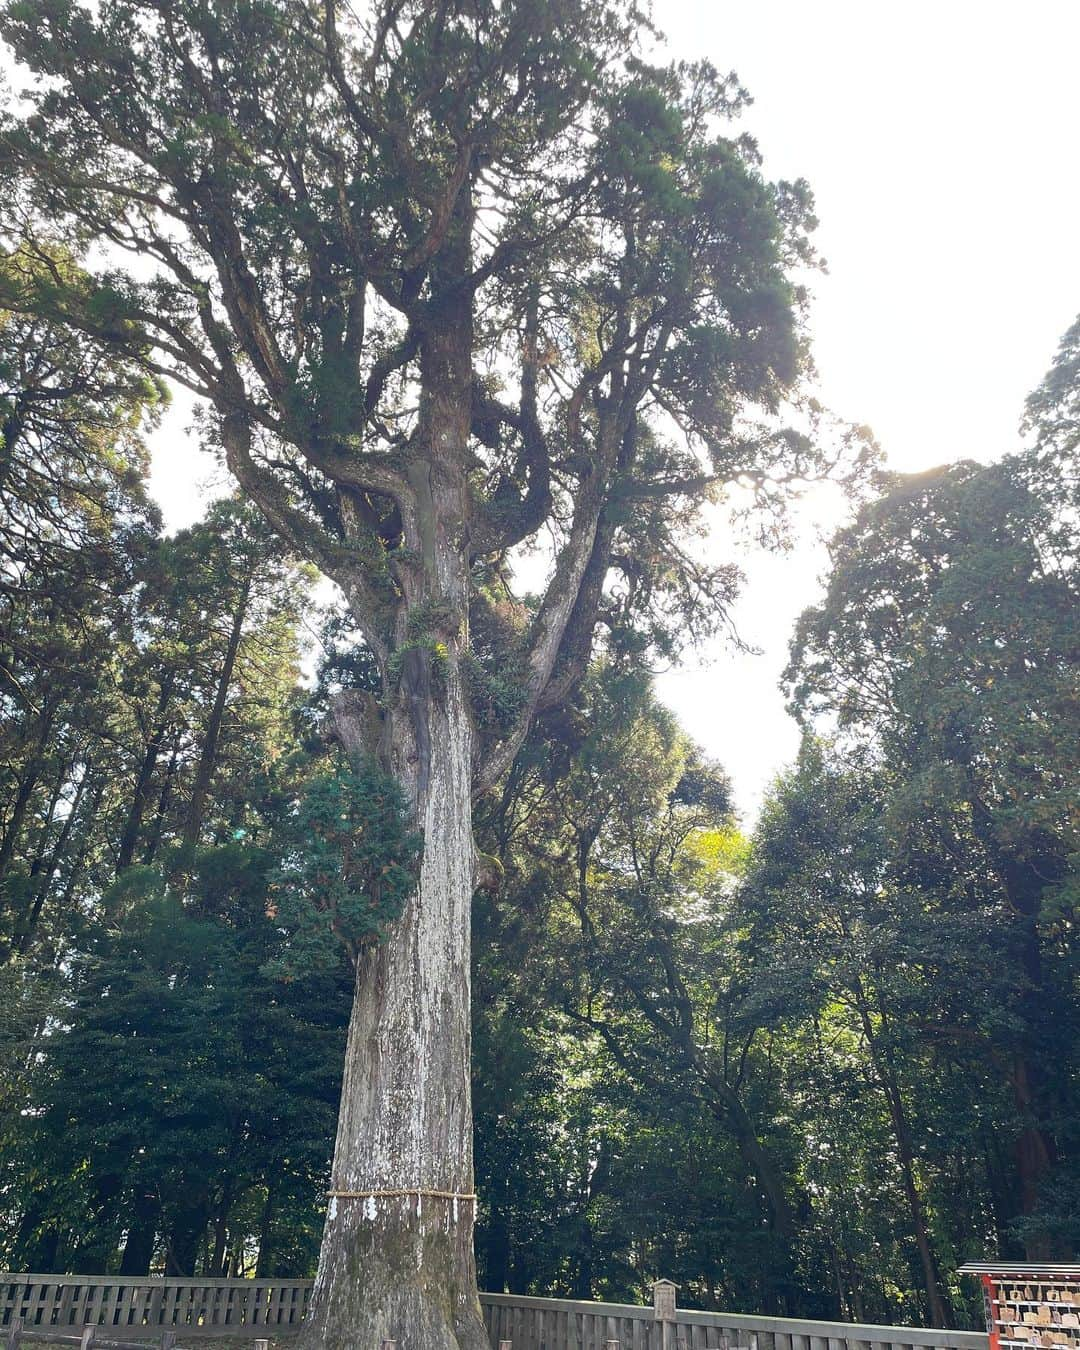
[0,6,870,1342]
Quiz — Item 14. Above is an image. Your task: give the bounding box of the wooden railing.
[0,1278,310,1340]
[479,1290,989,1350]
[0,1276,990,1350]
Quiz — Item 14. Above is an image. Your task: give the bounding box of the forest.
[0,0,1076,1343]
[1,236,1076,1325]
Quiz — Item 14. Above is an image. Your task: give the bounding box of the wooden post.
[653,1279,678,1350]
[79,1326,96,1350]
[254,1340,269,1350]
[161,1333,177,1350]
[653,1281,677,1320]
[381,1342,396,1350]
[6,1316,23,1350]
[498,1341,512,1350]
[605,1341,620,1350]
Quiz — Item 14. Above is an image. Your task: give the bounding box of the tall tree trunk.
[855,993,949,1327]
[13,1201,61,1273]
[15,754,90,955]
[116,672,174,870]
[968,788,1058,1250]
[4,752,68,957]
[301,252,485,1350]
[142,741,180,864]
[179,566,253,860]
[1009,900,1056,1256]
[54,777,107,927]
[481,1203,509,1294]
[0,705,54,886]
[255,1184,276,1279]
[209,1208,230,1279]
[165,1195,210,1276]
[119,1189,159,1276]
[303,675,482,1350]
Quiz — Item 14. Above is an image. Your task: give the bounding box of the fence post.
[498,1342,512,1350]
[161,1332,177,1350]
[79,1326,96,1350]
[606,1341,621,1350]
[6,1316,22,1350]
[254,1340,269,1350]
[381,1341,396,1350]
[653,1280,678,1350]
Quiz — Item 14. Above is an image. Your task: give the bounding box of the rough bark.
[300,241,486,1350]
[301,676,484,1350]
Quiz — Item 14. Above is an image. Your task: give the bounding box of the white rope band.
[327,1188,477,1202]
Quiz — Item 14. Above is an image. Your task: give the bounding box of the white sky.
[15,0,1079,823]
[653,0,1080,820]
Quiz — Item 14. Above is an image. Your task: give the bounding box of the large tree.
[785,449,1078,1258]
[0,4,863,1344]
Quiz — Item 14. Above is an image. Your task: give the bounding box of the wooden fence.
[0,1276,990,1350]
[479,1287,989,1350]
[0,1279,310,1340]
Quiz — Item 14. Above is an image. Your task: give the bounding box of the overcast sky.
[651,0,1080,820]
[47,1,1080,822]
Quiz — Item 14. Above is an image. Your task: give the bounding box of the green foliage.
[267,763,421,978]
[2,843,349,1277]
[0,0,873,788]
[782,434,1079,1273]
[0,0,1075,1317]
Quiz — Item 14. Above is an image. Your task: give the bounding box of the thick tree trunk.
[301,256,485,1349]
[165,1195,210,1276]
[119,1189,158,1276]
[968,789,1058,1250]
[301,677,484,1350]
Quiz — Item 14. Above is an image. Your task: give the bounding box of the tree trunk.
[165,1196,210,1276]
[53,777,107,929]
[119,1189,159,1276]
[5,753,68,956]
[1009,903,1056,1256]
[0,705,54,887]
[300,259,485,1350]
[302,677,483,1350]
[116,673,174,870]
[210,1207,230,1279]
[255,1184,276,1278]
[142,741,180,865]
[179,566,252,861]
[16,755,89,955]
[481,1203,509,1294]
[855,996,949,1328]
[968,787,1058,1250]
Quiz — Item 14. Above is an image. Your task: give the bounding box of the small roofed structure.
[959,1263,1080,1350]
